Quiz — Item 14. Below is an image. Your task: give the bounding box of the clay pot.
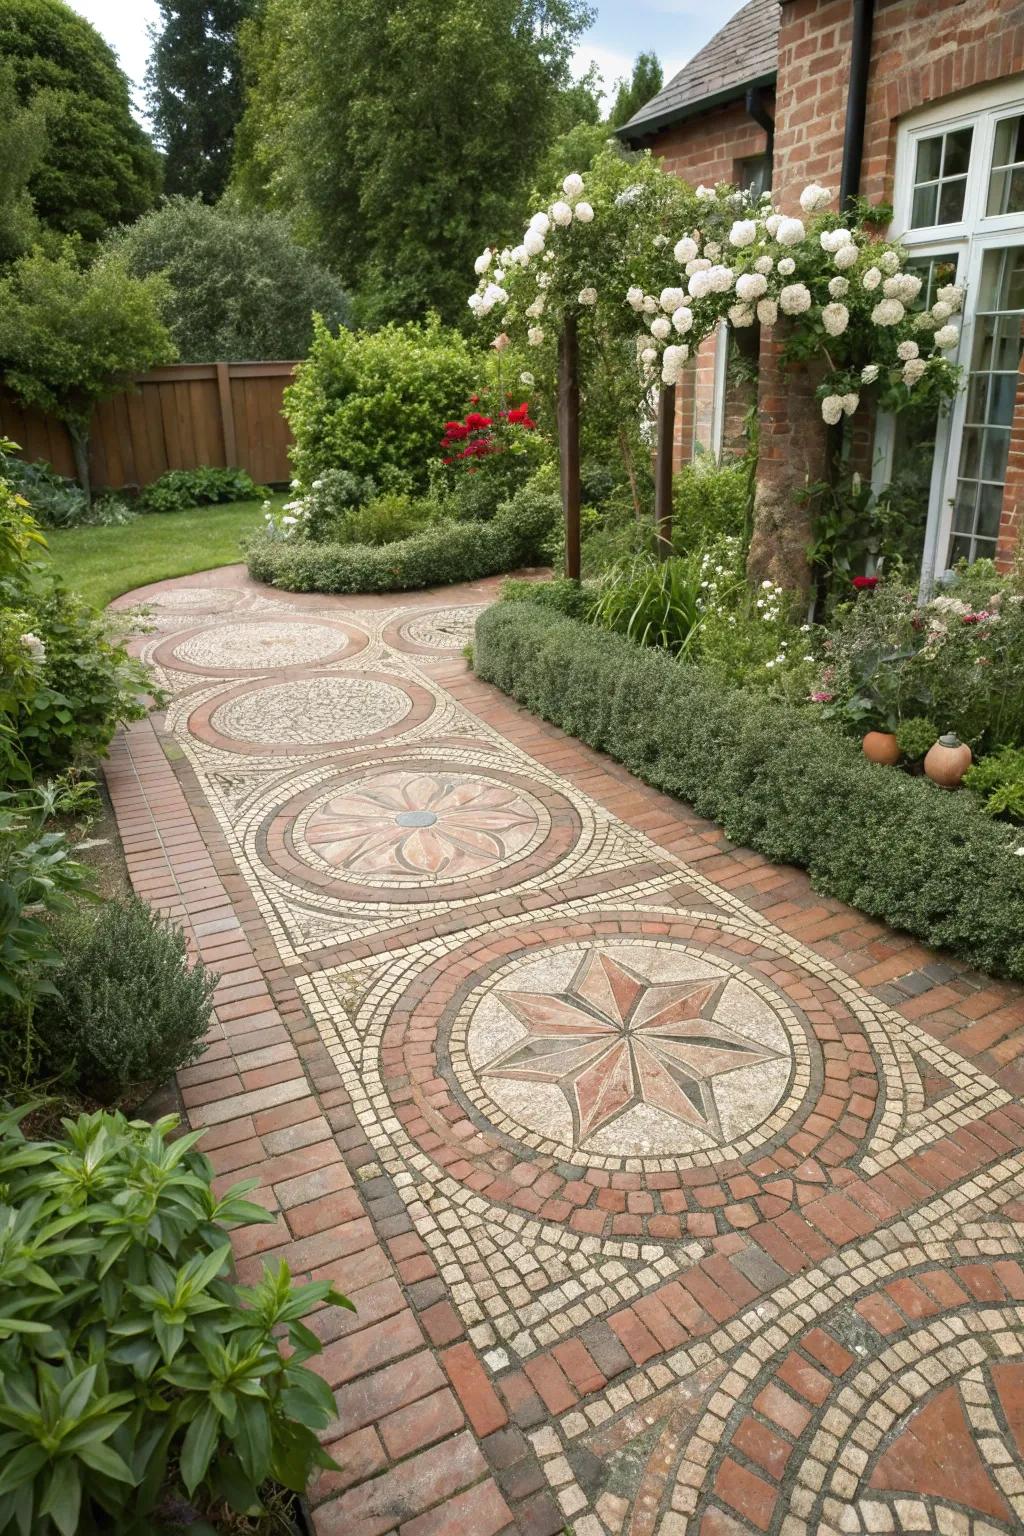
[862,730,901,766]
[924,732,972,788]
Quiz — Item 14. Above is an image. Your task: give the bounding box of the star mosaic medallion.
[481,950,785,1146]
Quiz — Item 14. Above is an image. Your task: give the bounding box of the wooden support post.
[216,362,238,468]
[655,381,676,559]
[558,315,581,582]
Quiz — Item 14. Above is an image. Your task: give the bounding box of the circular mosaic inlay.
[172,620,350,672]
[396,606,483,652]
[210,676,413,749]
[459,940,795,1158]
[143,587,242,610]
[301,768,544,885]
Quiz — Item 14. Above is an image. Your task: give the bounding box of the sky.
[70,0,748,124]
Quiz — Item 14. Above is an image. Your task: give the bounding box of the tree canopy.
[609,51,664,129]
[146,0,253,203]
[0,0,161,245]
[105,196,350,362]
[0,60,47,265]
[233,0,595,325]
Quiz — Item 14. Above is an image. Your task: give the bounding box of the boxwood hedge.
[474,599,1024,981]
[246,484,558,595]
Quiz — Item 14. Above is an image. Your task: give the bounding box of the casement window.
[879,78,1024,589]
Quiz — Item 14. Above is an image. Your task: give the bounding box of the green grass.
[44,497,280,608]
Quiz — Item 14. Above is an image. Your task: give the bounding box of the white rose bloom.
[674,236,699,263]
[578,286,598,306]
[695,184,716,201]
[860,363,880,384]
[499,247,512,266]
[729,219,757,247]
[653,233,668,247]
[705,241,722,259]
[934,324,959,348]
[468,293,483,315]
[510,244,528,265]
[881,275,903,299]
[841,392,859,416]
[780,282,811,314]
[754,255,774,275]
[662,344,689,384]
[686,257,711,276]
[728,302,755,327]
[862,266,882,291]
[897,340,919,361]
[494,268,505,282]
[735,271,768,301]
[523,229,545,257]
[871,297,905,326]
[642,294,658,313]
[821,395,844,425]
[20,632,45,663]
[641,346,658,365]
[930,300,953,322]
[819,228,853,251]
[764,213,782,236]
[756,297,778,327]
[520,371,534,386]
[529,211,550,235]
[880,250,900,273]
[828,276,850,297]
[903,357,927,385]
[575,201,594,223]
[672,305,694,334]
[936,283,964,311]
[822,302,850,336]
[707,264,735,293]
[688,270,712,299]
[562,172,584,200]
[897,273,922,302]
[833,244,859,270]
[527,327,545,347]
[777,256,796,275]
[800,183,833,213]
[626,285,645,311]
[536,272,550,289]
[650,315,672,340]
[913,309,935,330]
[525,296,545,318]
[550,200,573,227]
[660,286,685,312]
[776,216,806,246]
[474,249,492,275]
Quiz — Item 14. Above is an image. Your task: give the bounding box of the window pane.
[987,168,1010,216]
[949,533,974,562]
[981,428,1011,481]
[965,374,989,422]
[942,127,973,177]
[959,427,982,480]
[937,177,968,223]
[992,114,1024,168]
[952,486,978,532]
[915,135,943,182]
[911,182,938,227]
[989,371,1018,425]
[977,482,1005,536]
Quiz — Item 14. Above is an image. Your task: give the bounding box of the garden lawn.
[45,497,278,607]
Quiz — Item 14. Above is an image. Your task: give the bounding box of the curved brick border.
[154,614,368,677]
[186,670,438,757]
[258,757,582,905]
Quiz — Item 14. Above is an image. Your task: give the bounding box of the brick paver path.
[107,565,1024,1536]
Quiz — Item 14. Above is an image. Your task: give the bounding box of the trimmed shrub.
[138,466,268,514]
[39,895,216,1095]
[248,481,558,595]
[473,601,1024,980]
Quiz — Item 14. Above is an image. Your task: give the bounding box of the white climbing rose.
[578,286,598,306]
[821,395,844,425]
[800,183,833,213]
[776,216,806,246]
[626,286,645,311]
[822,302,850,336]
[650,315,672,340]
[779,282,811,315]
[672,306,694,334]
[735,272,768,302]
[828,276,850,297]
[562,172,584,199]
[860,363,880,384]
[660,286,685,312]
[474,249,492,275]
[896,340,919,361]
[729,219,757,247]
[871,297,905,326]
[550,201,573,226]
[674,236,699,263]
[756,297,778,327]
[934,324,960,348]
[574,202,594,223]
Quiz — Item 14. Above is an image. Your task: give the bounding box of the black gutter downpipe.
[745,85,775,161]
[839,0,876,209]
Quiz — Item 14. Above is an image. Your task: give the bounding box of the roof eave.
[615,70,777,146]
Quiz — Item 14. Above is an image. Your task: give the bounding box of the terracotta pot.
[924,732,972,788]
[862,730,901,766]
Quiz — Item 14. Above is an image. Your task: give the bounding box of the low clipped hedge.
[474,599,1024,980]
[246,484,557,594]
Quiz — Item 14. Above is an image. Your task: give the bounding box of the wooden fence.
[0,360,298,490]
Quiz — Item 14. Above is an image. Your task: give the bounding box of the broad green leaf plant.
[0,1106,353,1535]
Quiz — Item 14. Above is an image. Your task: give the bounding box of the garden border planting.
[473,599,1024,979]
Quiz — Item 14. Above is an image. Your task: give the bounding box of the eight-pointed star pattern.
[481,951,785,1147]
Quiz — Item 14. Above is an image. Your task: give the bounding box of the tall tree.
[146,0,253,202]
[0,0,160,245]
[234,0,594,324]
[0,60,47,265]
[609,51,663,128]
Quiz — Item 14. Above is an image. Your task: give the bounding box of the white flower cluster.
[467,171,596,323]
[20,632,45,664]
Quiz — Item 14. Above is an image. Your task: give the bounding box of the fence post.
[558,315,581,582]
[215,363,238,467]
[655,382,676,558]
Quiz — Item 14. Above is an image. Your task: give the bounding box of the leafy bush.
[473,601,1024,979]
[0,1105,350,1534]
[38,896,216,1096]
[285,315,477,492]
[501,576,591,619]
[672,457,749,553]
[138,467,269,515]
[249,478,558,594]
[965,747,1024,823]
[284,467,377,542]
[0,449,133,529]
[896,717,938,761]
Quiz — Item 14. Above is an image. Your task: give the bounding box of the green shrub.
[0,448,134,529]
[285,315,477,493]
[249,479,558,594]
[672,457,748,553]
[138,466,268,515]
[896,716,938,761]
[292,467,377,541]
[0,1104,350,1534]
[965,747,1024,823]
[38,896,216,1096]
[588,554,710,658]
[474,601,1024,980]
[501,576,591,619]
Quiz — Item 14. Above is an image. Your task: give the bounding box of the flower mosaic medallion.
[159,617,363,676]
[303,769,541,882]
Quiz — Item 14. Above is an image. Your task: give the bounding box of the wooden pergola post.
[654,381,676,559]
[558,314,581,582]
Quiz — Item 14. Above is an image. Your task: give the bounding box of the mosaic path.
[106,566,1024,1536]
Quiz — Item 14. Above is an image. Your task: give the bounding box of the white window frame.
[878,75,1024,593]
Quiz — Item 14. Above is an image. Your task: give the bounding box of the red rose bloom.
[852,576,879,590]
[465,412,492,430]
